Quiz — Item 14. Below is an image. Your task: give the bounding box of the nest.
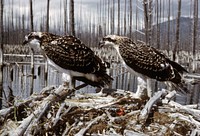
[0,85,200,136]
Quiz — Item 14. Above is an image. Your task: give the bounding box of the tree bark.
[117,0,120,35]
[64,0,68,35]
[143,0,149,44]
[70,0,75,36]
[46,0,50,32]
[29,0,34,31]
[129,0,132,38]
[192,0,198,72]
[173,0,182,61]
[167,0,171,53]
[0,0,4,109]
[124,0,127,35]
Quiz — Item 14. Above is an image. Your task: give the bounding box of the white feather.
[112,44,146,79]
[47,58,98,82]
[29,38,41,51]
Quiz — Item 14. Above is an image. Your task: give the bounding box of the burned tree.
[0,0,4,109]
[29,0,34,31]
[70,0,75,36]
[46,0,50,32]
[173,0,182,61]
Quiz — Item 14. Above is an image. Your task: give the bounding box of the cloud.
[2,0,200,33]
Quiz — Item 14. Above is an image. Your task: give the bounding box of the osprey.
[23,32,113,89]
[99,35,188,92]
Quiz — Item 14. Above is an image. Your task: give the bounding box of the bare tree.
[107,0,110,34]
[0,0,4,109]
[110,0,115,34]
[70,0,75,36]
[46,0,50,32]
[156,0,160,49]
[135,0,138,41]
[129,0,132,38]
[143,0,149,44]
[167,0,171,52]
[192,0,198,72]
[124,0,127,35]
[117,0,120,35]
[64,0,68,35]
[173,0,182,61]
[148,0,153,46]
[30,0,34,31]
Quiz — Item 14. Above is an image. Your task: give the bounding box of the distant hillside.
[134,17,200,51]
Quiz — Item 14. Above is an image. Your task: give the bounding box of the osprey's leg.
[96,87,104,96]
[62,73,75,89]
[147,78,153,97]
[136,77,147,98]
[71,77,76,89]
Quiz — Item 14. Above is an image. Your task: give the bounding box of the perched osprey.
[23,32,113,89]
[99,35,188,92]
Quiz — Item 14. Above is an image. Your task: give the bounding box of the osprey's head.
[23,32,59,51]
[99,35,133,48]
[23,32,43,46]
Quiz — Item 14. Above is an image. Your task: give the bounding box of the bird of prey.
[99,35,188,92]
[23,32,113,89]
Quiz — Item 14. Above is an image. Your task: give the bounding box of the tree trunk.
[46,0,50,32]
[143,0,149,44]
[70,0,75,36]
[124,0,127,35]
[29,0,34,31]
[167,0,171,53]
[0,0,4,109]
[173,0,182,61]
[117,0,120,35]
[64,0,68,35]
[156,0,160,49]
[192,0,198,72]
[129,0,132,38]
[148,0,153,46]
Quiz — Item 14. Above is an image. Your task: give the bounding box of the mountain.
[134,17,200,51]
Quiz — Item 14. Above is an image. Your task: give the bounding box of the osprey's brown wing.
[42,35,106,74]
[119,42,178,82]
[42,35,113,87]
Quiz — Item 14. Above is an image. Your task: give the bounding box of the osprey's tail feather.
[98,73,113,88]
[173,81,189,94]
[170,69,189,93]
[75,73,113,88]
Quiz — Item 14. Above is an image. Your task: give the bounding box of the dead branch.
[0,85,200,135]
[139,89,167,124]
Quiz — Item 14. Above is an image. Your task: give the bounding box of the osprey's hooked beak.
[99,40,105,48]
[23,35,29,45]
[23,40,28,45]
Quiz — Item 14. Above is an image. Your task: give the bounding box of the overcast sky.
[3,0,200,33]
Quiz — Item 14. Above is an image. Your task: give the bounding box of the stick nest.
[0,85,200,136]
